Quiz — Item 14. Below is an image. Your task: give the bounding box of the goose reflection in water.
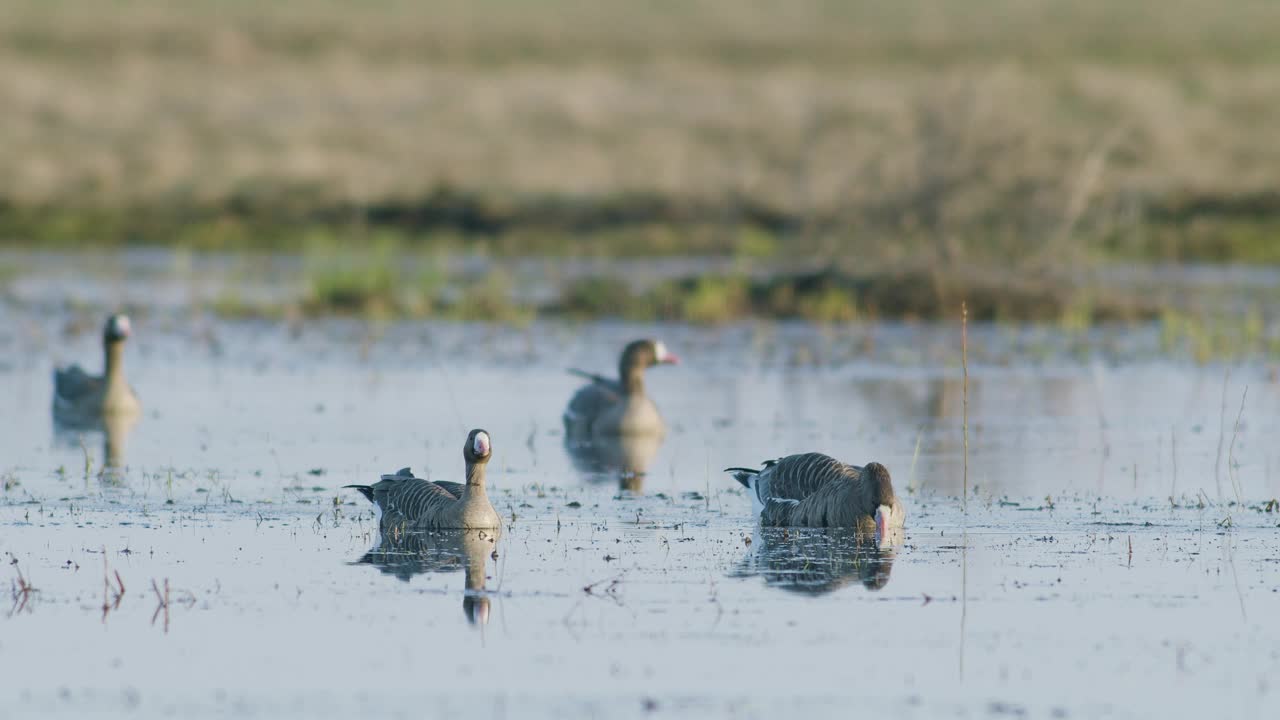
[731,527,900,594]
[353,528,498,626]
[563,433,663,491]
[53,412,138,478]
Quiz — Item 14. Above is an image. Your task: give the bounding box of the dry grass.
[1,0,1279,261]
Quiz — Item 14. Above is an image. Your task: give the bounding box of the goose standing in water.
[53,314,141,422]
[345,429,502,531]
[727,455,905,534]
[563,339,679,438]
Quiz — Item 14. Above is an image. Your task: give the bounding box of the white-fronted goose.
[345,429,501,531]
[726,455,906,533]
[563,339,679,438]
[53,314,141,421]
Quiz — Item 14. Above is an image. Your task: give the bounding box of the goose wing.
[431,481,465,499]
[563,376,623,432]
[782,475,873,529]
[369,472,459,527]
[53,365,102,406]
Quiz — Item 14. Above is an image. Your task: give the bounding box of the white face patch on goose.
[473,432,491,456]
[111,315,131,337]
[875,504,891,537]
[654,341,672,362]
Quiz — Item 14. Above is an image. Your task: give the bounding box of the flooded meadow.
[2,255,1280,719]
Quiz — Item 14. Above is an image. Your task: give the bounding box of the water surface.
[2,296,1279,719]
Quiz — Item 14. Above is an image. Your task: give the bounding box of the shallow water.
[2,299,1280,719]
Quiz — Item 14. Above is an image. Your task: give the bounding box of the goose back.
[751,452,862,502]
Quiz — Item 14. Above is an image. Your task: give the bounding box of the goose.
[345,429,501,531]
[563,339,678,438]
[53,314,141,421]
[726,454,905,534]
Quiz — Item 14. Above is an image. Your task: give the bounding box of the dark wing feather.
[567,368,622,393]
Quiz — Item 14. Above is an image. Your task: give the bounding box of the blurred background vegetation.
[2,0,1278,324]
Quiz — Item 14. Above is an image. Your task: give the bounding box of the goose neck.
[103,340,129,393]
[464,462,488,491]
[620,367,645,395]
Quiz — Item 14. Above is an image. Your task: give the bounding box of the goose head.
[619,338,679,382]
[104,314,132,344]
[863,462,898,538]
[464,429,493,464]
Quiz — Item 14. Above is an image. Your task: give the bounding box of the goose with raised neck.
[345,429,502,531]
[53,314,141,421]
[563,339,679,438]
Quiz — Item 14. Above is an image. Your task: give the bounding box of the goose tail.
[343,485,375,503]
[568,368,611,385]
[724,467,759,488]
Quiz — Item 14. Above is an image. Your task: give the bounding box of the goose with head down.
[53,313,141,422]
[727,454,905,535]
[563,339,679,438]
[345,429,502,531]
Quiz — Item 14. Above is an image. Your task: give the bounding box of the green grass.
[293,237,534,323]
[1159,307,1280,364]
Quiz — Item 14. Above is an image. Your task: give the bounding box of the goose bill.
[654,341,680,364]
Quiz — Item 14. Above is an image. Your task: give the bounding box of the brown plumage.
[727,454,905,532]
[563,339,678,438]
[345,429,501,531]
[53,314,140,421]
